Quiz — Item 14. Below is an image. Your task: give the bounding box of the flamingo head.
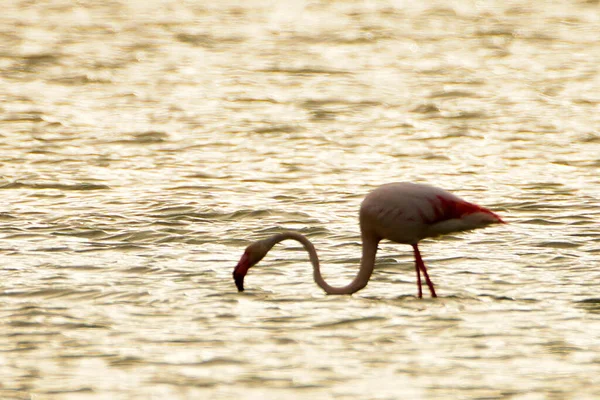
[233,240,271,292]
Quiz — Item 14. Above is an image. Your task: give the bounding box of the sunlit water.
[1,0,600,399]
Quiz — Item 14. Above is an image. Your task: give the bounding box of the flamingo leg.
[415,256,423,298]
[412,244,437,298]
[415,264,423,299]
[412,244,423,298]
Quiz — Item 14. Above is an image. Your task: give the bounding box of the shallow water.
[1,0,600,399]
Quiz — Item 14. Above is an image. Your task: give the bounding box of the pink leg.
[412,244,437,298]
[414,250,423,298]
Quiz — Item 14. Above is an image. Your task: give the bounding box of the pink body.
[360,183,503,244]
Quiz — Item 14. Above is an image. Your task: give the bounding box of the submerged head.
[233,240,271,292]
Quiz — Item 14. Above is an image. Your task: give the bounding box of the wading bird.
[233,182,504,298]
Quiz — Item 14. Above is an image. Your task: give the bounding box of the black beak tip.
[234,275,245,292]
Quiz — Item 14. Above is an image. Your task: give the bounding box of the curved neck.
[265,231,379,295]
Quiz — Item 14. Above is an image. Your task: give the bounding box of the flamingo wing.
[419,190,504,237]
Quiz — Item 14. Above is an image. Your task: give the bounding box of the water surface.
[1,0,600,399]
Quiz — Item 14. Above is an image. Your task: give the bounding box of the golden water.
[1,0,599,399]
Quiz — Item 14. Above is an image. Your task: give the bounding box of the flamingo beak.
[233,253,250,292]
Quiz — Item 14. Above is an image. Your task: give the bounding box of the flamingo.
[233,182,505,298]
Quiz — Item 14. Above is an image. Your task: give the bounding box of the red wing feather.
[427,195,502,224]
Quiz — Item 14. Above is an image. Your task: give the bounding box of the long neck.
[265,231,379,295]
